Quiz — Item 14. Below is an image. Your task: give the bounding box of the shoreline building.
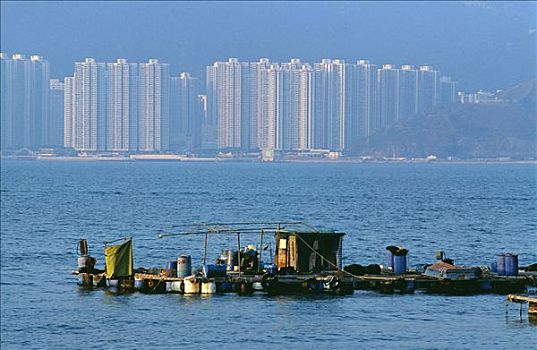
[106,58,139,152]
[64,77,76,148]
[48,79,64,148]
[170,72,201,152]
[417,65,439,114]
[138,59,170,152]
[438,76,458,106]
[378,64,400,129]
[279,59,312,151]
[66,58,170,153]
[0,53,50,150]
[312,59,346,151]
[398,64,418,120]
[258,63,281,150]
[345,60,378,149]
[73,58,107,152]
[207,58,243,150]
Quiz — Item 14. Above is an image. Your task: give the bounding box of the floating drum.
[170,281,183,293]
[77,255,95,272]
[504,253,519,276]
[496,254,506,275]
[177,255,192,278]
[393,255,407,275]
[183,277,200,294]
[107,279,119,288]
[252,282,264,291]
[386,246,398,270]
[201,281,217,294]
[134,278,146,291]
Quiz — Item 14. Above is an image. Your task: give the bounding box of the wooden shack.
[275,231,344,273]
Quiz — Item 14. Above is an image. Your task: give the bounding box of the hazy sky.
[1,1,535,91]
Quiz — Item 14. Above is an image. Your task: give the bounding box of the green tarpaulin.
[105,239,133,278]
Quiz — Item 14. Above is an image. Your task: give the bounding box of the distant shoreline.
[1,155,536,165]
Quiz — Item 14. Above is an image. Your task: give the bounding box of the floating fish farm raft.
[74,222,537,296]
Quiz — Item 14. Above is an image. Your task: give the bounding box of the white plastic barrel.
[201,281,217,294]
[183,277,200,294]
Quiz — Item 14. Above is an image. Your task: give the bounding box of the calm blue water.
[1,160,536,349]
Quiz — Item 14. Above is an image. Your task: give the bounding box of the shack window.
[279,238,287,249]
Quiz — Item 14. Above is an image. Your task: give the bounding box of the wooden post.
[202,232,208,267]
[258,230,264,273]
[237,231,241,276]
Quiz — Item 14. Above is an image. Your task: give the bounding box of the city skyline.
[0,52,510,155]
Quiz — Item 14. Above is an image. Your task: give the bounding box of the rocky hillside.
[349,80,536,159]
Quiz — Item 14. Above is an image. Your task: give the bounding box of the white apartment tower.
[170,72,201,151]
[0,53,50,150]
[258,63,281,150]
[138,58,170,152]
[106,58,138,152]
[417,65,439,114]
[64,76,76,148]
[73,58,107,151]
[398,65,418,120]
[48,79,64,147]
[312,59,346,151]
[279,59,312,151]
[208,58,242,149]
[344,60,378,150]
[378,63,400,128]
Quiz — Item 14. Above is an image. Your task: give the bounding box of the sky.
[1,1,535,91]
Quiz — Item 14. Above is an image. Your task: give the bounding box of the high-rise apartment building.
[64,77,76,148]
[205,57,456,154]
[345,60,378,149]
[170,72,201,152]
[378,64,400,128]
[73,58,107,151]
[66,58,170,153]
[48,79,64,147]
[106,58,138,152]
[279,59,312,151]
[258,63,281,150]
[417,65,439,114]
[398,65,418,120]
[312,59,346,151]
[138,59,170,152]
[198,94,215,150]
[207,58,242,149]
[438,76,457,106]
[0,53,50,150]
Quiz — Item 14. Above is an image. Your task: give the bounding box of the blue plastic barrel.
[387,251,394,269]
[167,260,178,276]
[393,255,407,275]
[504,254,518,276]
[496,254,506,275]
[177,255,192,277]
